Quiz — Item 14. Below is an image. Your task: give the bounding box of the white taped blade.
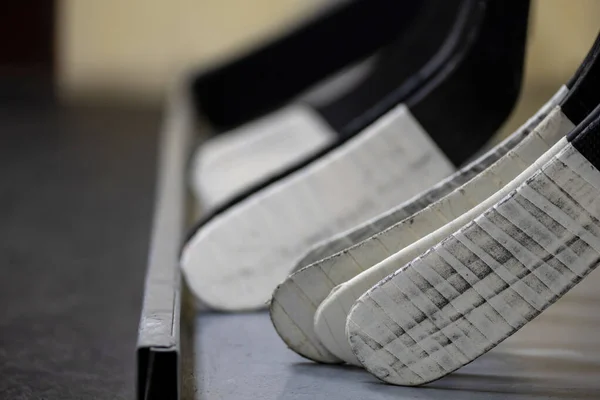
[190,105,336,209]
[298,86,569,268]
[309,108,575,364]
[348,143,600,386]
[183,104,454,311]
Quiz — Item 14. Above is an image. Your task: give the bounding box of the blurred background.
[1,3,599,399]
[3,0,600,138]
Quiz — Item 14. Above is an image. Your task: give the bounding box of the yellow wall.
[526,0,600,85]
[57,0,326,101]
[496,0,600,138]
[58,0,600,115]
